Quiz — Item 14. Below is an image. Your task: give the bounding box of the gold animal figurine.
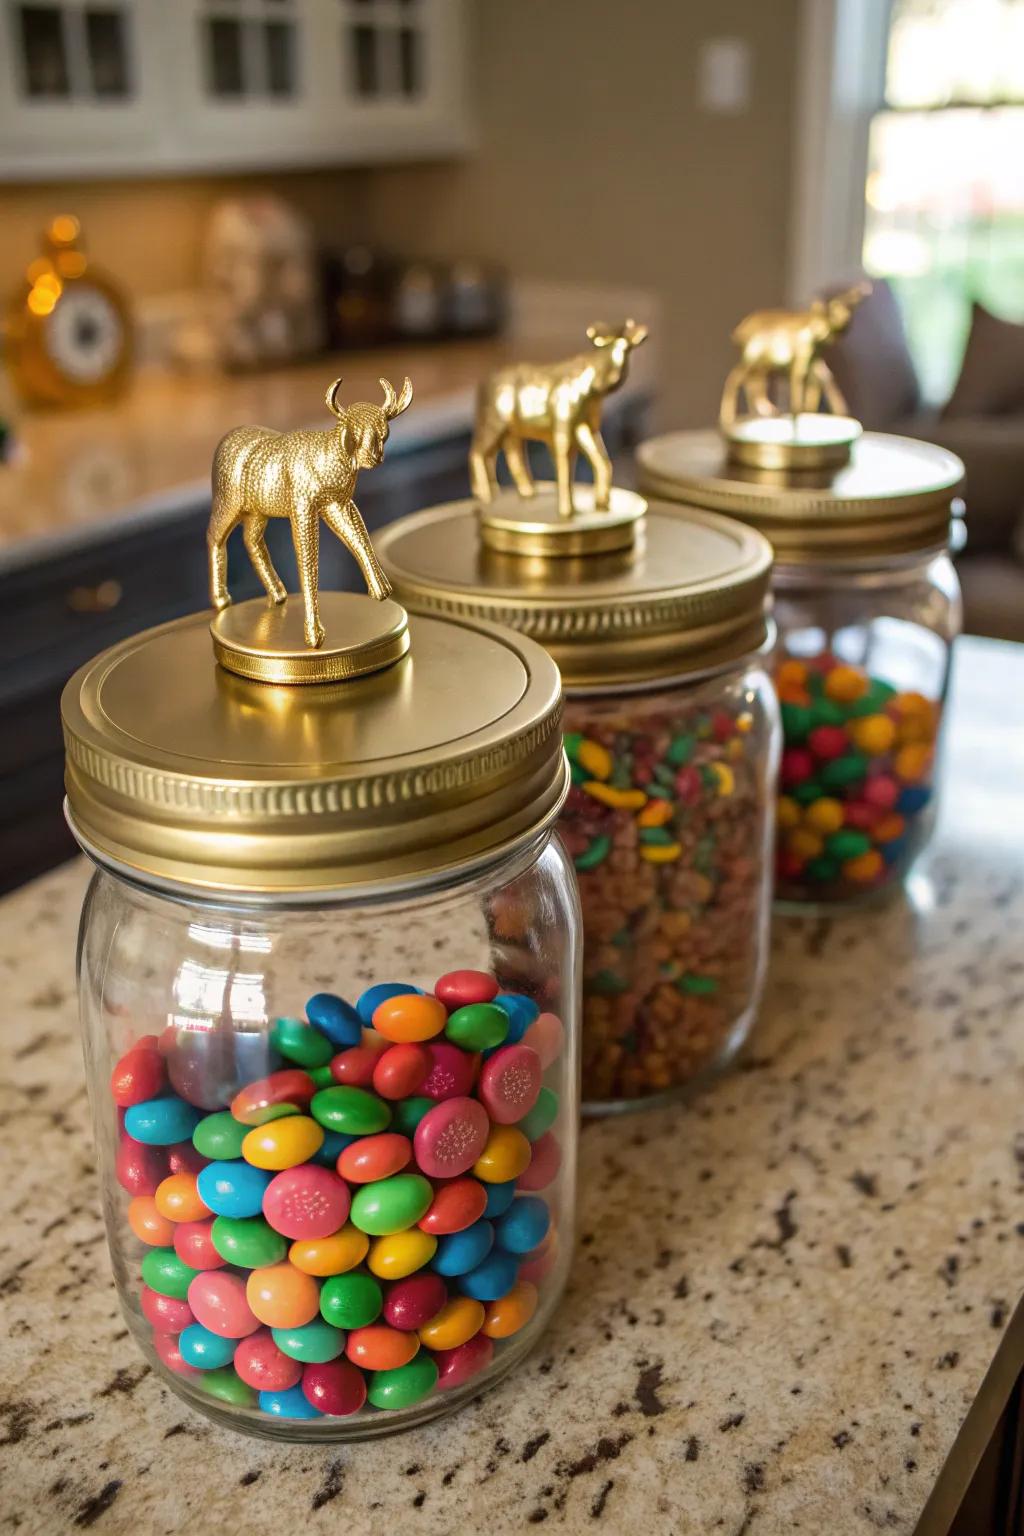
[208,375,412,648]
[719,283,871,428]
[471,320,648,520]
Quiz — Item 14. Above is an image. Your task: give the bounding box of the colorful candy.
[262,1165,351,1240]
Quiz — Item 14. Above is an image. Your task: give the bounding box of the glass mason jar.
[63,593,579,1441]
[377,490,780,1114]
[637,428,965,909]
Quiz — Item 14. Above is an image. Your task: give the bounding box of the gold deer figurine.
[471,320,648,520]
[719,283,870,428]
[208,375,413,649]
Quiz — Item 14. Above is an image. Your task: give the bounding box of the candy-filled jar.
[637,428,965,907]
[63,383,579,1440]
[377,487,779,1114]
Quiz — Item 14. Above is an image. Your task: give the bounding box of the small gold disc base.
[478,482,647,557]
[211,591,410,685]
[724,414,862,471]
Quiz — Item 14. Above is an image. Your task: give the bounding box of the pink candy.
[479,1045,541,1124]
[188,1270,260,1338]
[522,1013,564,1071]
[414,1096,489,1178]
[140,1285,193,1333]
[234,1328,303,1391]
[517,1131,561,1192]
[153,1330,201,1379]
[173,1219,226,1271]
[262,1165,351,1240]
[434,970,499,1009]
[421,1041,477,1101]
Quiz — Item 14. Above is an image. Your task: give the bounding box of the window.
[200,0,298,100]
[14,2,131,100]
[341,0,425,101]
[863,0,1024,401]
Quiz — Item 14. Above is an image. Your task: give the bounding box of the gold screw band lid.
[62,596,567,896]
[376,499,773,690]
[636,429,964,563]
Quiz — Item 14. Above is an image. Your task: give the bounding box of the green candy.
[193,1111,247,1161]
[825,829,872,861]
[806,856,840,883]
[517,1085,559,1141]
[678,973,718,996]
[639,826,675,846]
[666,732,695,766]
[588,969,628,996]
[350,1174,433,1236]
[780,703,812,743]
[445,1002,509,1052]
[653,763,676,788]
[320,1271,382,1330]
[391,1096,433,1137]
[211,1215,286,1268]
[563,731,583,760]
[272,1319,345,1363]
[200,1368,256,1408]
[308,1064,335,1088]
[820,753,868,789]
[311,1085,391,1136]
[809,697,846,728]
[141,1248,199,1301]
[845,679,896,718]
[367,1355,439,1411]
[574,834,611,871]
[569,759,588,785]
[271,1016,333,1070]
[792,781,824,805]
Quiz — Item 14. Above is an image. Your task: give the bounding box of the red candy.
[231,1070,315,1126]
[338,1133,411,1184]
[167,1141,208,1177]
[234,1329,303,1391]
[843,800,882,831]
[433,970,499,1010]
[420,1041,477,1101]
[478,1045,542,1125]
[110,1044,165,1107]
[141,1285,193,1333]
[262,1165,351,1240]
[188,1271,260,1338]
[864,773,899,809]
[516,1131,561,1192]
[674,765,702,803]
[382,1272,448,1330]
[153,1330,201,1379]
[417,1177,488,1235]
[776,848,806,881]
[302,1358,367,1417]
[173,1219,226,1271]
[329,1046,380,1088]
[372,1043,430,1101]
[780,747,814,788]
[807,725,848,760]
[414,1097,490,1179]
[433,1334,494,1390]
[116,1137,166,1197]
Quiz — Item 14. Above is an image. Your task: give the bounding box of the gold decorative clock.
[5,215,133,408]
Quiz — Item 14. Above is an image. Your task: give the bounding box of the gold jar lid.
[61,594,566,897]
[376,497,773,690]
[636,429,965,563]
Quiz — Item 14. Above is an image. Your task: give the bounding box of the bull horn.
[325,377,345,418]
[380,375,413,419]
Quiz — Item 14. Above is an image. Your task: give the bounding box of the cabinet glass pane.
[350,22,377,96]
[205,16,245,96]
[16,4,70,97]
[263,19,295,96]
[85,9,130,97]
[398,24,420,96]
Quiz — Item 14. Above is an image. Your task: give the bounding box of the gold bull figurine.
[719,283,870,428]
[470,320,648,519]
[208,375,412,648]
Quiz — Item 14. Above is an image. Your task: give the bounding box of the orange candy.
[895,743,932,783]
[338,1133,412,1184]
[482,1281,538,1339]
[128,1195,175,1246]
[345,1324,420,1371]
[776,659,808,690]
[289,1224,369,1277]
[787,828,823,861]
[776,682,811,707]
[843,850,884,884]
[873,813,906,844]
[418,1296,484,1351]
[371,994,448,1044]
[824,664,869,703]
[154,1172,210,1223]
[245,1263,320,1329]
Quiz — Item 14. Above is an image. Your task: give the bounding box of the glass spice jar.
[376,489,779,1114]
[637,428,964,909]
[63,587,579,1441]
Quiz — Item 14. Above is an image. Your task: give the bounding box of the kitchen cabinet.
[0,0,472,179]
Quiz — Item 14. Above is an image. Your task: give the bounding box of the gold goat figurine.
[208,375,413,649]
[471,319,648,519]
[719,283,870,428]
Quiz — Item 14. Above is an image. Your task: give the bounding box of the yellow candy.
[289,1224,369,1277]
[848,714,896,755]
[577,738,612,780]
[736,711,754,734]
[824,665,869,703]
[242,1115,324,1170]
[777,795,801,830]
[473,1125,532,1183]
[583,781,647,810]
[710,762,734,796]
[787,827,823,861]
[367,1229,437,1280]
[637,799,674,828]
[639,842,682,864]
[843,849,883,884]
[894,743,931,784]
[482,1281,538,1340]
[804,797,844,835]
[418,1296,484,1351]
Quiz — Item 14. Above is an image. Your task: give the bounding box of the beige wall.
[359,0,800,425]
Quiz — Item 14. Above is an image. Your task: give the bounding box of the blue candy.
[124,1096,201,1146]
[196,1160,272,1218]
[495,1195,550,1255]
[178,1323,236,1371]
[493,993,539,1040]
[432,1219,494,1277]
[306,992,363,1049]
[312,1130,357,1168]
[897,784,932,815]
[356,982,423,1024]
[881,835,909,867]
[258,1385,321,1419]
[458,1248,519,1301]
[482,1179,517,1219]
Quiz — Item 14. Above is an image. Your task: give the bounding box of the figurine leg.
[242,515,287,603]
[790,356,811,417]
[553,432,576,519]
[323,500,392,603]
[470,422,502,503]
[719,366,746,426]
[812,358,848,416]
[289,506,324,649]
[503,436,536,499]
[574,424,613,510]
[207,498,241,611]
[744,372,774,417]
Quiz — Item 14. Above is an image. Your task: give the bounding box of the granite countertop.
[2,634,1023,1534]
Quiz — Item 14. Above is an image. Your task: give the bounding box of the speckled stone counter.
[2,635,1023,1535]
